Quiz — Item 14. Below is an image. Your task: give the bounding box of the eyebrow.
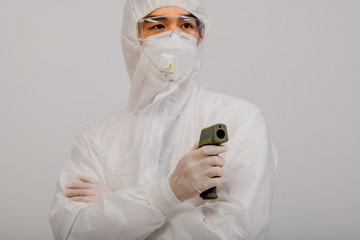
[145,16,167,22]
[145,14,196,20]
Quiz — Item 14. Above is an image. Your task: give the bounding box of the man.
[49,0,277,239]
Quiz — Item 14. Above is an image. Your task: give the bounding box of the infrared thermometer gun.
[199,123,228,200]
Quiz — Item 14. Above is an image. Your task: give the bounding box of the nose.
[170,28,181,34]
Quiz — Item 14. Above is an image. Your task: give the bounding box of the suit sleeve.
[49,124,181,240]
[148,110,278,240]
[49,110,277,240]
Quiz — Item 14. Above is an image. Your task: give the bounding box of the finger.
[196,145,229,157]
[197,177,221,192]
[83,197,96,204]
[191,142,200,151]
[69,196,95,204]
[201,166,223,178]
[65,188,95,198]
[69,196,85,202]
[211,177,222,187]
[66,182,95,189]
[77,173,99,184]
[200,156,225,167]
[205,177,222,189]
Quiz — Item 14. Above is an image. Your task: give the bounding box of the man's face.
[138,7,201,42]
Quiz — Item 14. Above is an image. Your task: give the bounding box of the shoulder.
[201,91,268,141]
[201,90,262,121]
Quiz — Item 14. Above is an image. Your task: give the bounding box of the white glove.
[169,142,228,202]
[65,173,111,203]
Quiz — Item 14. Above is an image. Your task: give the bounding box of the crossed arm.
[50,112,277,240]
[65,143,228,203]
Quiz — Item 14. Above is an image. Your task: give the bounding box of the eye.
[181,23,193,29]
[150,24,165,30]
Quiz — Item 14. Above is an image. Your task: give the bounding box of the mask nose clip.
[170,28,182,37]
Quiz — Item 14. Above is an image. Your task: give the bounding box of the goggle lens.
[138,15,205,41]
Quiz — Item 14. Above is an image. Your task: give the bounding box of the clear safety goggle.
[137,15,205,42]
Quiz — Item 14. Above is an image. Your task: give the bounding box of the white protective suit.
[49,0,278,239]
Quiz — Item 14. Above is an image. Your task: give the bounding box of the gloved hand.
[169,143,228,202]
[65,173,111,203]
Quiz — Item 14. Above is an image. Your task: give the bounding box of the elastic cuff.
[149,177,181,216]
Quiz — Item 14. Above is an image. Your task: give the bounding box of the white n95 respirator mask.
[140,29,198,82]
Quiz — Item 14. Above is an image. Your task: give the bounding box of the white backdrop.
[1,1,359,239]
